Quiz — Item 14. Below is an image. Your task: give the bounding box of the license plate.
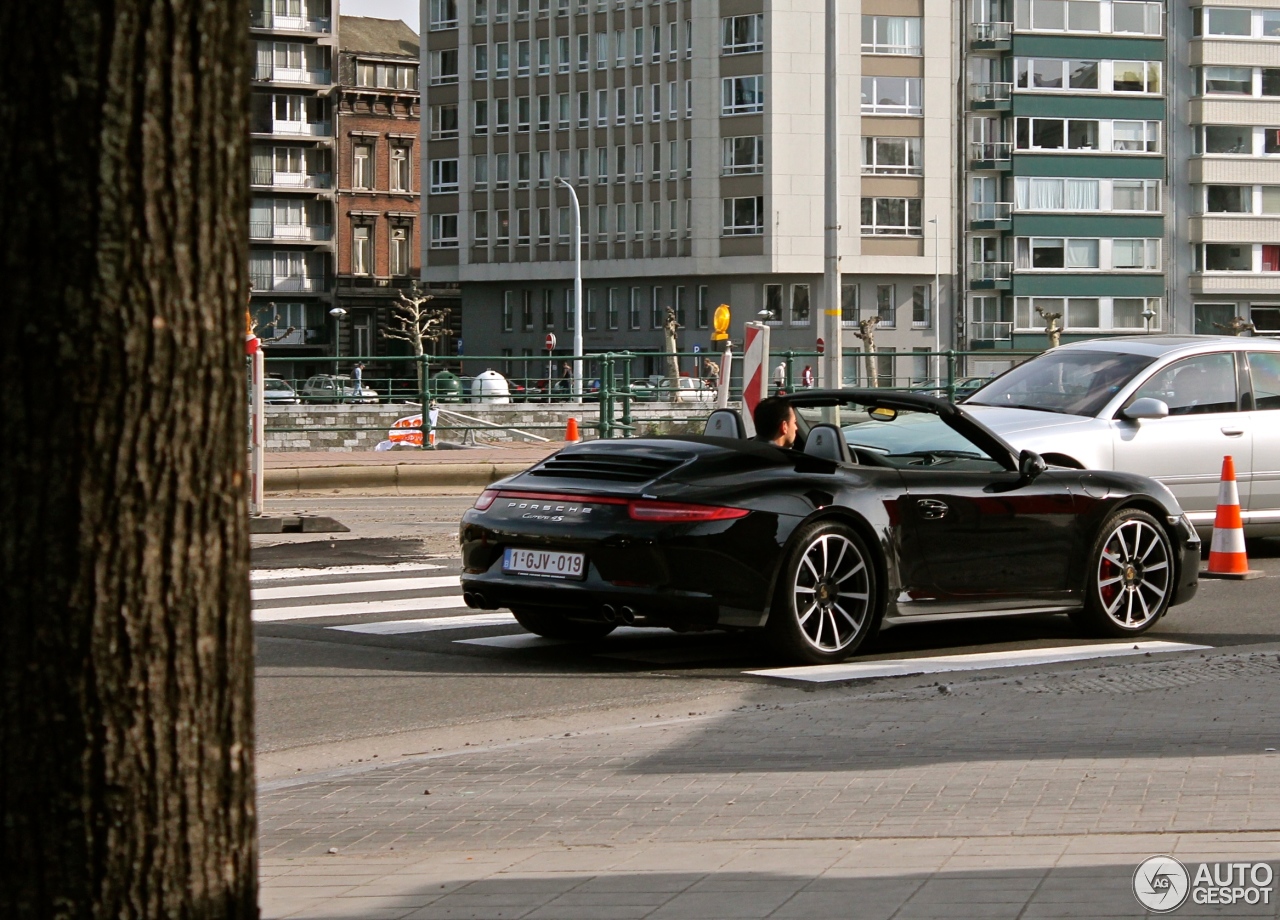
[503,548,587,580]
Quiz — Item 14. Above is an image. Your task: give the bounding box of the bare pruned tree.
[247,302,296,345]
[1213,316,1256,336]
[851,316,882,387]
[383,282,450,393]
[1035,306,1063,349]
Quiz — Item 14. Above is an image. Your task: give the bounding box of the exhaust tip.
[601,604,617,623]
[619,606,637,626]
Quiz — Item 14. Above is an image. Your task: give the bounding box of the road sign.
[816,337,825,355]
[545,333,557,350]
[456,338,464,355]
[692,344,701,354]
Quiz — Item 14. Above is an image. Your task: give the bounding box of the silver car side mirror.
[1122,397,1169,421]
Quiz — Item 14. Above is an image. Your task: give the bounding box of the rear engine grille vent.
[531,453,687,483]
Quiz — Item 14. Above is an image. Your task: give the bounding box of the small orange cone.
[1203,455,1263,579]
[565,417,580,442]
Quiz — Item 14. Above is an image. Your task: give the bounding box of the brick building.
[334,16,460,390]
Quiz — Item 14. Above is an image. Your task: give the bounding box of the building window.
[1014,117,1160,153]
[629,287,642,329]
[876,285,896,326]
[431,105,458,140]
[390,146,411,191]
[607,288,619,329]
[474,210,489,243]
[502,291,514,332]
[430,49,459,84]
[587,289,598,329]
[722,136,764,175]
[860,197,923,235]
[1014,237,1100,269]
[542,290,554,329]
[474,44,488,78]
[429,0,458,29]
[721,76,765,115]
[674,286,687,326]
[495,42,509,78]
[522,290,534,330]
[696,286,709,328]
[1111,238,1160,270]
[352,225,371,274]
[841,284,859,327]
[860,77,922,115]
[790,284,811,327]
[390,225,412,270]
[722,196,765,235]
[651,287,664,327]
[1014,0,1162,36]
[429,214,457,250]
[352,143,371,189]
[496,209,510,244]
[473,100,489,133]
[429,158,459,194]
[861,16,921,54]
[763,284,783,323]
[861,137,922,175]
[1197,7,1280,39]
[721,14,764,54]
[912,285,930,327]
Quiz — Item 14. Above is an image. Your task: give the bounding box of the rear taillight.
[473,490,499,511]
[627,501,749,522]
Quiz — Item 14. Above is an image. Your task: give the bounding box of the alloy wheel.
[1095,518,1171,629]
[792,533,871,652]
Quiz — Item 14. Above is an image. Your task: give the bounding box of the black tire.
[1072,508,1173,638]
[511,607,616,641]
[766,521,880,664]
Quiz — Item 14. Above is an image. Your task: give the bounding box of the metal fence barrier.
[255,349,1044,448]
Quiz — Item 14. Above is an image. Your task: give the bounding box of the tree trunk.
[0,1,256,917]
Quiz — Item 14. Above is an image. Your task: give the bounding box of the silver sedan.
[963,335,1280,537]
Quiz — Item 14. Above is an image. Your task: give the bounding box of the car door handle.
[1221,428,1245,437]
[917,499,949,520]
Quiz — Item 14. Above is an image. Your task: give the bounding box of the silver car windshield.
[965,350,1155,417]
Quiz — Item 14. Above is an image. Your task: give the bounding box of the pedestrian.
[801,364,814,388]
[702,356,720,390]
[772,360,787,395]
[558,361,572,395]
[352,362,364,395]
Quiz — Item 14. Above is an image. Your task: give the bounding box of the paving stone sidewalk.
[259,648,1280,919]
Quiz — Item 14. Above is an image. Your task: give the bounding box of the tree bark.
[0,1,256,918]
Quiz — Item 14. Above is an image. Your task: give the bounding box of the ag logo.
[1134,856,1190,912]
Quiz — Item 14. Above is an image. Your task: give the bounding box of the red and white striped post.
[247,332,264,515]
[740,322,771,438]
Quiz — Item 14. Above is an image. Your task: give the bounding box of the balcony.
[253,65,333,86]
[249,221,333,242]
[969,201,1012,230]
[969,321,1014,345]
[969,141,1012,170]
[250,273,329,293]
[264,326,324,346]
[249,11,333,33]
[970,82,1012,111]
[969,21,1012,49]
[251,168,333,189]
[267,119,331,138]
[970,261,1012,289]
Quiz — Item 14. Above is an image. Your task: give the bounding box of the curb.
[264,462,530,494]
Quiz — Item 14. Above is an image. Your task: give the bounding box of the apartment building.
[1175,0,1280,336]
[249,0,338,366]
[332,17,462,371]
[962,0,1168,369]
[420,0,957,385]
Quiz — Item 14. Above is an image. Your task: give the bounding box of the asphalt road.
[251,494,1280,779]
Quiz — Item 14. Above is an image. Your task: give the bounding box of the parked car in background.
[299,374,379,403]
[656,377,714,403]
[963,335,1280,537]
[262,376,299,404]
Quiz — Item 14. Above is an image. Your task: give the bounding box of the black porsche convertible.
[459,390,1200,664]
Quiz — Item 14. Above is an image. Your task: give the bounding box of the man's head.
[753,395,797,448]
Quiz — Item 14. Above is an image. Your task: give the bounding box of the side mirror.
[1018,449,1048,481]
[1122,397,1169,421]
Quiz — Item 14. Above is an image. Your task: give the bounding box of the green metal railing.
[256,349,1044,448]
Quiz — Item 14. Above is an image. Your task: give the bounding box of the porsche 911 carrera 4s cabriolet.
[459,390,1200,664]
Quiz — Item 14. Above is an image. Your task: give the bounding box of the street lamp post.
[553,176,584,402]
[928,217,941,389]
[329,306,347,381]
[1142,304,1157,334]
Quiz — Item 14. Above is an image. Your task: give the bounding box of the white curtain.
[1065,179,1099,210]
[1032,178,1063,210]
[1066,238,1099,268]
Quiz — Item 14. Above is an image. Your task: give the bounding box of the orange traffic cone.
[565,417,580,442]
[1203,455,1263,579]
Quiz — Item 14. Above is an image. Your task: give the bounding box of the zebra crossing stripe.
[251,575,460,602]
[252,594,471,623]
[330,612,517,635]
[249,562,445,583]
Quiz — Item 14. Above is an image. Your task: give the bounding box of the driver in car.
[753,396,799,449]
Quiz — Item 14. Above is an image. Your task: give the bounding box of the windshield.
[796,407,1007,472]
[965,350,1155,417]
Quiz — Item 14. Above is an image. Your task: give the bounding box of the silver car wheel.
[792,533,871,653]
[1095,517,1171,629]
